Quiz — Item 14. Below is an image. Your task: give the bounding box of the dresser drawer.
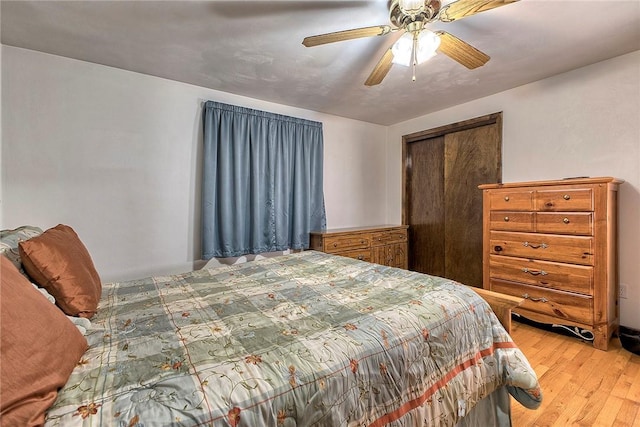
[489,255,593,295]
[490,279,593,325]
[489,212,534,232]
[488,190,534,211]
[337,249,372,262]
[535,188,593,212]
[370,230,408,246]
[323,234,370,253]
[536,212,593,235]
[489,231,593,265]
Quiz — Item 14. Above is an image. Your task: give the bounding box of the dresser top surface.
[310,224,408,236]
[479,176,624,190]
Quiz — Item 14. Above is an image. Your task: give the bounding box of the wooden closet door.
[405,136,445,277]
[403,113,502,287]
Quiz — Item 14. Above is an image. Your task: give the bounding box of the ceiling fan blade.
[435,31,490,69]
[439,0,518,22]
[303,25,392,47]
[364,48,394,86]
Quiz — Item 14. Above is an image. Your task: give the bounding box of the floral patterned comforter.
[45,251,541,426]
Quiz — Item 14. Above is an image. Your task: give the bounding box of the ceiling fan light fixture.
[392,30,440,67]
[391,33,414,66]
[417,29,441,61]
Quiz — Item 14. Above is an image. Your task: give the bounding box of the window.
[202,101,326,259]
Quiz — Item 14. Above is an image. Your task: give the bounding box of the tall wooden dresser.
[309,225,408,269]
[479,177,622,350]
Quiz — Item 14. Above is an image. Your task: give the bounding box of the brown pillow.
[19,224,102,318]
[0,256,88,426]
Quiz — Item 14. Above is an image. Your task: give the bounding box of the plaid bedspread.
[45,251,541,426]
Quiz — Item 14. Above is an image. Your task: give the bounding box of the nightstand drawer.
[489,231,593,265]
[536,188,593,212]
[488,190,534,211]
[490,279,593,325]
[489,211,534,232]
[536,212,593,235]
[370,230,408,246]
[323,235,370,253]
[489,255,593,295]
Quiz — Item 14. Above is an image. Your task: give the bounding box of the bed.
[1,226,541,426]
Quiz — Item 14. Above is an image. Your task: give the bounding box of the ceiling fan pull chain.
[412,32,418,81]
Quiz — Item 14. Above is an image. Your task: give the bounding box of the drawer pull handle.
[504,196,510,201]
[358,255,364,260]
[504,216,510,222]
[563,217,570,224]
[523,242,548,249]
[333,243,338,247]
[563,194,571,200]
[522,268,548,276]
[545,202,554,207]
[522,293,548,303]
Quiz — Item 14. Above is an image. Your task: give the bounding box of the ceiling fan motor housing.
[390,0,441,29]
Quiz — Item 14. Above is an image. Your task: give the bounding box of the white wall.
[1,46,388,282]
[386,51,640,329]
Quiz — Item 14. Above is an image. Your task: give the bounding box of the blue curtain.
[202,101,326,259]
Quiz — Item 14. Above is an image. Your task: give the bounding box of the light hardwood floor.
[509,320,640,426]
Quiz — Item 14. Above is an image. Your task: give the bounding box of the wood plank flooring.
[509,320,640,426]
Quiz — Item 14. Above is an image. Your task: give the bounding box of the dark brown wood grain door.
[402,113,502,287]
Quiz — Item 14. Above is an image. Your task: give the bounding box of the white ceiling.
[2,0,639,126]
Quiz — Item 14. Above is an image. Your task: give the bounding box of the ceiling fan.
[302,0,518,86]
